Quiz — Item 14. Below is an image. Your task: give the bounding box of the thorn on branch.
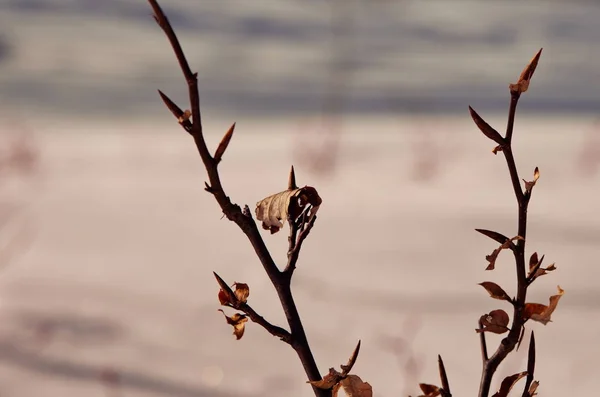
[214,122,236,164]
[288,165,297,190]
[438,355,452,397]
[157,90,193,133]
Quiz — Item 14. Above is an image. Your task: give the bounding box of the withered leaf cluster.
[215,272,252,340]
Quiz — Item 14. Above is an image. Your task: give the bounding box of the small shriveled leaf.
[491,371,527,397]
[218,309,248,340]
[477,309,510,334]
[233,282,249,303]
[418,383,441,397]
[339,375,373,397]
[469,106,504,144]
[479,282,512,302]
[308,368,341,390]
[492,145,503,155]
[523,167,540,193]
[218,289,230,306]
[524,286,565,325]
[509,48,543,94]
[484,236,523,270]
[255,186,322,234]
[214,122,235,163]
[529,252,539,272]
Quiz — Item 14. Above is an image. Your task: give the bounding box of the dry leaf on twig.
[233,282,249,303]
[479,282,512,302]
[337,375,373,397]
[416,383,441,397]
[476,309,510,334]
[524,286,565,325]
[218,309,248,340]
[255,186,321,234]
[523,167,540,193]
[491,371,527,397]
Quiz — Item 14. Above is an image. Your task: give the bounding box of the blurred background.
[0,0,599,396]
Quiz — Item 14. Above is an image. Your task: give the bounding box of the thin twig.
[147,1,327,395]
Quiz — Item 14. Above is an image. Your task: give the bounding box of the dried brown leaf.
[491,371,527,397]
[479,282,512,302]
[308,368,341,390]
[255,186,321,234]
[523,167,540,193]
[218,309,248,340]
[484,236,523,270]
[339,375,373,397]
[218,289,230,306]
[418,383,441,397]
[233,282,249,303]
[477,309,510,334]
[529,252,539,272]
[509,48,543,94]
[469,106,504,144]
[524,286,564,325]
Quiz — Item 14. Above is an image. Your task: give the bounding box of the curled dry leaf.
[524,285,565,325]
[218,289,230,306]
[529,252,539,271]
[477,309,510,334]
[308,368,341,390]
[509,48,542,94]
[523,167,540,193]
[479,281,512,302]
[417,383,441,397]
[255,186,322,234]
[337,375,373,397]
[491,371,527,397]
[218,309,248,340]
[233,282,249,303]
[485,236,523,270]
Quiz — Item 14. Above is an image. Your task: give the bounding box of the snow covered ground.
[0,0,599,396]
[0,114,598,396]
